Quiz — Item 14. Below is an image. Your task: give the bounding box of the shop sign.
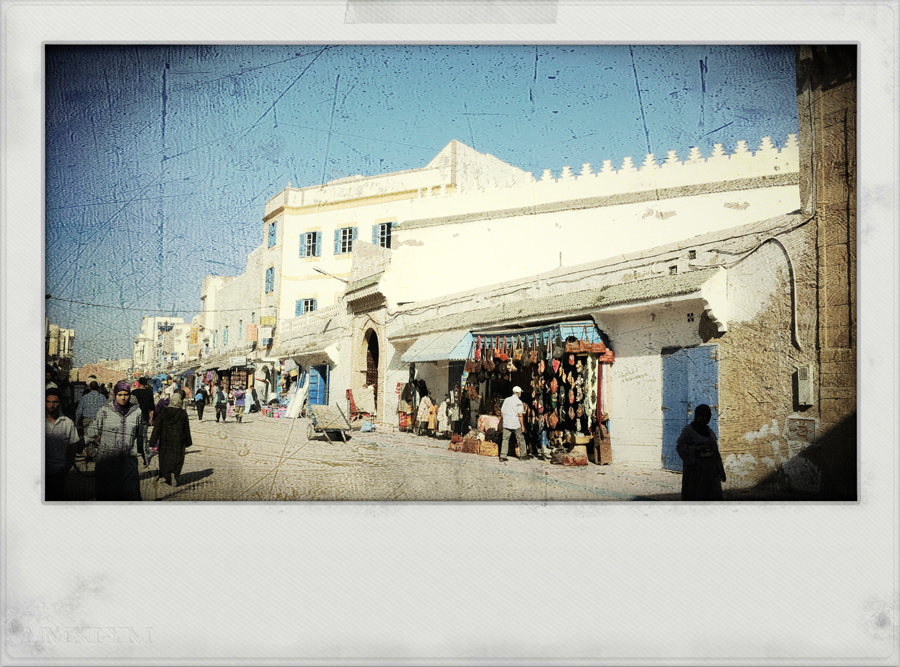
[259,326,273,339]
[189,326,199,345]
[230,356,247,367]
[260,316,275,326]
[246,324,258,341]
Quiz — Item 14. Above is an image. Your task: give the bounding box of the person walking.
[233,385,246,423]
[499,386,527,462]
[213,383,228,423]
[74,381,106,441]
[676,404,727,500]
[194,383,209,421]
[149,392,192,488]
[84,380,143,501]
[45,387,81,501]
[130,377,155,467]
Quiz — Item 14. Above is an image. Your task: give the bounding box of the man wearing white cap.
[499,386,528,462]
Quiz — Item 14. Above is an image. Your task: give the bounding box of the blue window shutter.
[351,226,358,252]
[372,224,379,246]
[315,231,321,257]
[311,299,317,312]
[334,229,340,255]
[268,222,276,247]
[295,300,302,316]
[299,233,306,258]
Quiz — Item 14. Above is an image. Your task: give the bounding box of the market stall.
[455,320,614,463]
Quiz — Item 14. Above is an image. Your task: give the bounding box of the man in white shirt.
[45,387,81,500]
[499,386,527,462]
[163,376,177,399]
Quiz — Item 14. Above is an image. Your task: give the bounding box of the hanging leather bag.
[548,410,559,429]
[552,338,565,359]
[482,344,495,372]
[512,335,523,361]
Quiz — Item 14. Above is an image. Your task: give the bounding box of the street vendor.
[499,386,527,463]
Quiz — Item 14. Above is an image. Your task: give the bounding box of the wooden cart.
[306,404,352,443]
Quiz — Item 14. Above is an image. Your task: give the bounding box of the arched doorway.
[364,329,379,412]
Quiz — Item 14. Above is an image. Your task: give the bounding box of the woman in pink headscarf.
[84,380,143,500]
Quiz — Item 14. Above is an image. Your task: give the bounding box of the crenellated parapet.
[447,134,799,198]
[263,135,799,219]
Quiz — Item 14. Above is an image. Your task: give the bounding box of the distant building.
[45,317,75,380]
[132,316,185,375]
[77,358,132,385]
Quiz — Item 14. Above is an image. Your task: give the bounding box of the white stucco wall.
[384,183,800,304]
[596,297,711,465]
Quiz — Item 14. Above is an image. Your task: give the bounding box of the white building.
[133,315,186,375]
[195,133,847,490]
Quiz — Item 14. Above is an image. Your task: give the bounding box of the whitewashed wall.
[597,297,711,465]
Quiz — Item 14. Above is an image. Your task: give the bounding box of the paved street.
[63,407,689,501]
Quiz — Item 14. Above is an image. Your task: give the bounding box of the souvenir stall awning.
[471,320,604,348]
[401,329,473,363]
[276,340,338,365]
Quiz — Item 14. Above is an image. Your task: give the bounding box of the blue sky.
[45,44,799,367]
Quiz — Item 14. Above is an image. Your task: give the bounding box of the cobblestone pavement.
[64,409,689,501]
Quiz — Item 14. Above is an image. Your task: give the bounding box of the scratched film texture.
[45,44,798,367]
[43,45,802,503]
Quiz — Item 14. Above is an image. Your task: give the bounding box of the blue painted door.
[661,345,719,471]
[308,365,330,405]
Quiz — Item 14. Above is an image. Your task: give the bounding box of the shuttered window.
[372,222,396,249]
[295,298,317,316]
[300,231,321,258]
[265,266,274,293]
[268,222,277,247]
[334,227,358,254]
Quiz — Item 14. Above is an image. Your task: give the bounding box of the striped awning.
[400,329,473,363]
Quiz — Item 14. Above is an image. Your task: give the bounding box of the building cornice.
[396,173,799,231]
[262,188,435,223]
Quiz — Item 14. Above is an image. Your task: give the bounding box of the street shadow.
[633,412,857,501]
[154,468,215,500]
[745,412,857,501]
[174,468,215,485]
[310,431,353,443]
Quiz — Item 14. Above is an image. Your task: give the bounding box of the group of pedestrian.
[45,374,196,501]
[198,382,258,423]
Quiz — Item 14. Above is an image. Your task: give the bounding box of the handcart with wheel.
[306,403,352,443]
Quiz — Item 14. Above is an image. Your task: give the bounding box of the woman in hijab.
[676,404,727,500]
[84,380,143,501]
[149,392,192,487]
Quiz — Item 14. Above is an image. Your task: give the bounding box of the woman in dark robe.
[150,393,192,487]
[676,404,727,500]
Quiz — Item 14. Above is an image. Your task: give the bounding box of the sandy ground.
[59,408,726,502]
